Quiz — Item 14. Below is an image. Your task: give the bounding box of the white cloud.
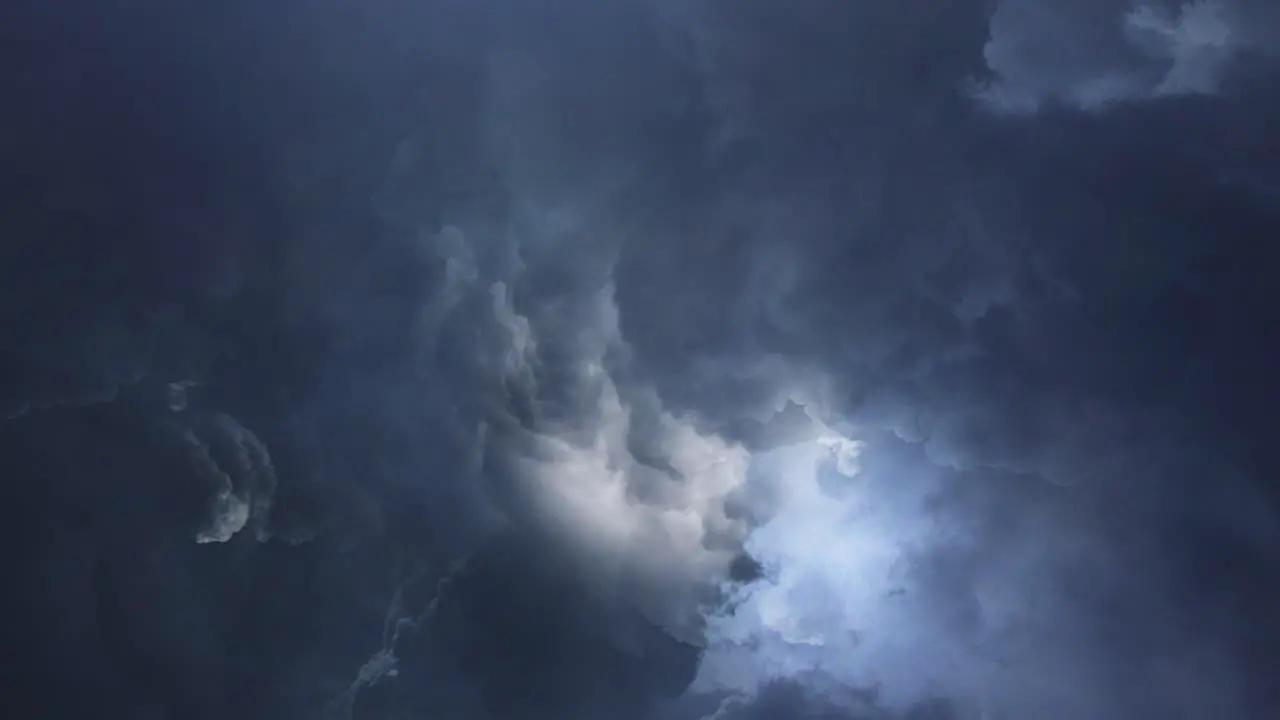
[695,435,937,706]
[977,0,1279,113]
[186,414,278,544]
[495,282,756,636]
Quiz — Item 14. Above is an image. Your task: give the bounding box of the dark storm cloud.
[5,1,1280,719]
[613,2,1280,717]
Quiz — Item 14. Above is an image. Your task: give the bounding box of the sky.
[3,1,1280,719]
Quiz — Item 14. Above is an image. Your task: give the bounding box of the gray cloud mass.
[3,1,1279,719]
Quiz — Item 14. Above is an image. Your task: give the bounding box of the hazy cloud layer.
[4,1,1280,719]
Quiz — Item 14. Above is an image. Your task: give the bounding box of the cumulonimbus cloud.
[14,1,1274,718]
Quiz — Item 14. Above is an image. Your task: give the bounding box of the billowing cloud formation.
[185,413,278,544]
[407,221,762,633]
[979,0,1280,111]
[4,1,1280,720]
